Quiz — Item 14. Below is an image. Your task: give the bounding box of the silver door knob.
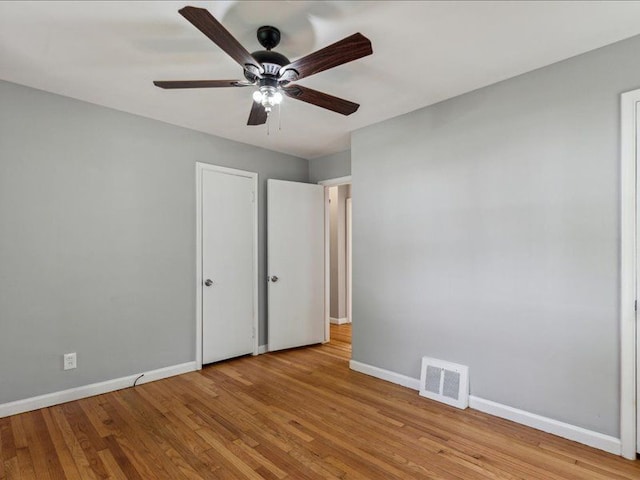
[270,276,278,283]
[204,279,213,287]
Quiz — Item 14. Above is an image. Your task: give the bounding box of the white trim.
[349,360,622,456]
[320,176,352,344]
[196,164,203,369]
[330,317,350,325]
[349,360,421,390]
[0,362,196,419]
[324,187,331,343]
[195,163,259,370]
[346,197,352,324]
[318,175,352,187]
[469,397,621,456]
[258,344,268,354]
[251,173,259,357]
[621,89,640,459]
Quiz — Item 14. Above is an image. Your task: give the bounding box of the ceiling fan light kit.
[153,6,373,127]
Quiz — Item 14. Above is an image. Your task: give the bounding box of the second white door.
[268,179,325,351]
[201,167,256,364]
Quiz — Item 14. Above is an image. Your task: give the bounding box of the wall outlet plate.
[63,352,77,370]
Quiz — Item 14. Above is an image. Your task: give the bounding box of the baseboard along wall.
[349,360,622,456]
[0,354,622,457]
[330,317,350,325]
[0,361,197,419]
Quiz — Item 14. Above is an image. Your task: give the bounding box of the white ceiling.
[2,1,640,159]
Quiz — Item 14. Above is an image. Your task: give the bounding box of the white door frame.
[346,197,353,324]
[620,89,639,459]
[318,175,352,342]
[195,163,259,370]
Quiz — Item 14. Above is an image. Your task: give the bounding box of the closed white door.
[201,167,256,364]
[268,179,325,351]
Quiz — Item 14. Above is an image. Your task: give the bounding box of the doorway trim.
[195,162,259,370]
[318,176,352,342]
[346,197,353,324]
[620,89,639,459]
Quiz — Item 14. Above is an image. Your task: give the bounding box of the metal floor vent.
[419,357,469,409]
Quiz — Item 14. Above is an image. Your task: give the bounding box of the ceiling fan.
[153,6,373,126]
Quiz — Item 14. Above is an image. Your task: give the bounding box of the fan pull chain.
[267,112,270,136]
[278,102,282,131]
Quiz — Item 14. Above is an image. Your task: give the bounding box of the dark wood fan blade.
[179,6,262,75]
[282,85,359,115]
[278,33,372,81]
[247,101,268,126]
[153,80,252,89]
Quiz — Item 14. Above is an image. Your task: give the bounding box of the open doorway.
[319,176,352,356]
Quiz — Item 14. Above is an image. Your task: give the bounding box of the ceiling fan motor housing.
[245,49,291,81]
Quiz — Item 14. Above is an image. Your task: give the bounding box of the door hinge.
[252,326,256,338]
[635,300,638,312]
[251,191,256,203]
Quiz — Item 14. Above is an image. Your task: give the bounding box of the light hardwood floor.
[1,323,638,479]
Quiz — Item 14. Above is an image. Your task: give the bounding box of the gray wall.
[309,150,351,183]
[351,35,640,437]
[0,80,307,404]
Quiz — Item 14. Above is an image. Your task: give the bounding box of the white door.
[201,166,256,364]
[268,179,325,351]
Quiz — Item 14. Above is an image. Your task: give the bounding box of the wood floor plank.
[102,435,144,480]
[20,410,65,480]
[1,324,639,479]
[98,402,176,478]
[106,391,194,479]
[96,448,128,480]
[3,456,20,480]
[15,448,35,480]
[0,420,8,480]
[78,395,119,439]
[58,403,109,479]
[8,419,27,450]
[39,409,82,480]
[49,406,98,480]
[116,389,221,479]
[195,428,266,480]
[0,418,16,466]
[231,439,288,479]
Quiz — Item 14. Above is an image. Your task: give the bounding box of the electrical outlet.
[63,352,77,370]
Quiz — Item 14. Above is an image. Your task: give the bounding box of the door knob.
[270,276,279,283]
[204,279,213,287]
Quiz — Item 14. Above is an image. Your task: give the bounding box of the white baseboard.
[330,317,351,325]
[258,344,268,354]
[349,360,421,390]
[349,359,622,456]
[0,361,197,419]
[468,396,621,456]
